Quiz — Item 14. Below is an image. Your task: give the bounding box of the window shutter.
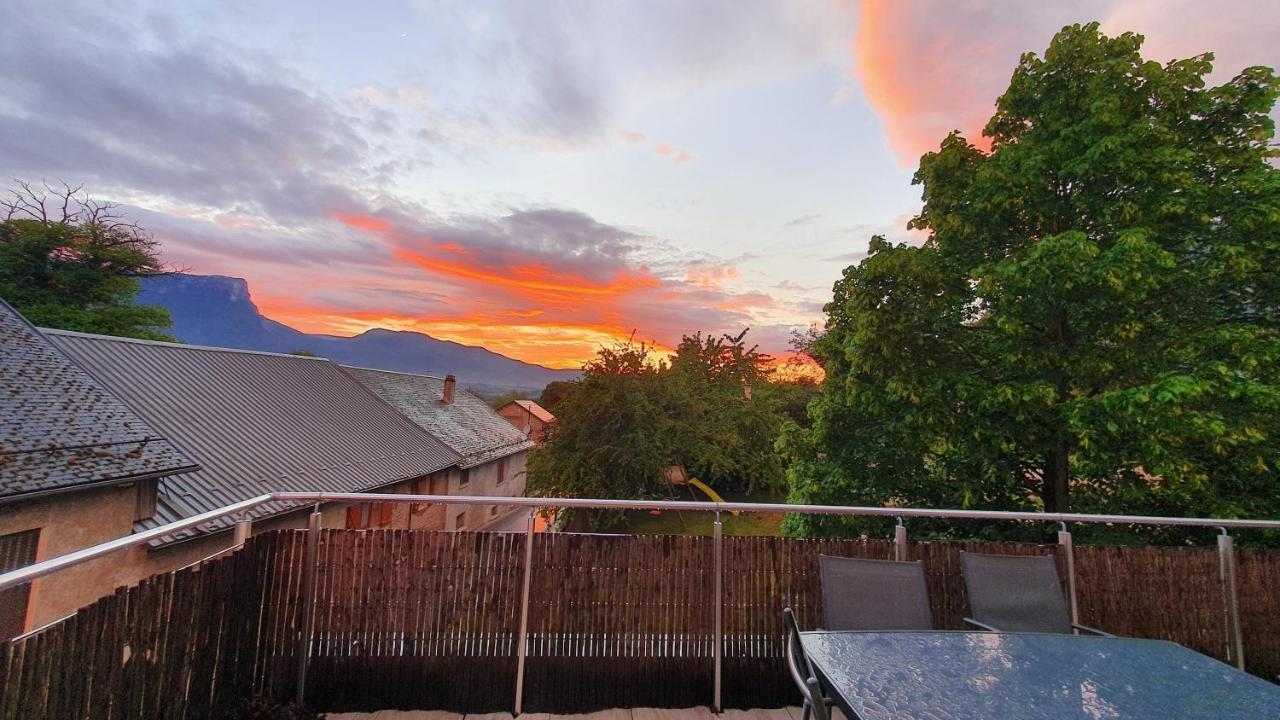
[379,502,394,527]
[346,504,363,529]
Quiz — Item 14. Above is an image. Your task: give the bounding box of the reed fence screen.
[3,527,1279,718]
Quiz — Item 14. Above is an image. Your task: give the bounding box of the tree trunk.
[1043,441,1070,513]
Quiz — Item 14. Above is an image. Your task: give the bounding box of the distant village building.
[497,399,556,445]
[346,370,535,530]
[0,300,200,636]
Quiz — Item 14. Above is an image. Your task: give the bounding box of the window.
[496,458,508,484]
[347,503,393,529]
[459,469,471,487]
[455,510,467,530]
[346,504,368,529]
[134,478,158,521]
[0,528,40,638]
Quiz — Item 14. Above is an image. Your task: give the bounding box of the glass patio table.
[799,630,1280,720]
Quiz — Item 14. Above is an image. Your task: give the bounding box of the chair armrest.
[964,617,999,631]
[1072,623,1114,637]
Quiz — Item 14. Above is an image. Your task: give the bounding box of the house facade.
[497,399,556,445]
[22,330,462,628]
[0,300,200,636]
[346,369,535,530]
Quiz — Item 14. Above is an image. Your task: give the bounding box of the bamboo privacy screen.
[3,527,1279,718]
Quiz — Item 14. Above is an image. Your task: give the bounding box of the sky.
[2,1,1277,369]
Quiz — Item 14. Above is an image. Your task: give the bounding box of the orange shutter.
[346,504,363,529]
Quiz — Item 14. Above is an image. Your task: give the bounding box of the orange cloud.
[618,128,648,143]
[332,212,392,232]
[393,248,660,298]
[240,210,789,369]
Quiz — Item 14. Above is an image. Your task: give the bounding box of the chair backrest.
[783,607,829,720]
[818,555,933,631]
[960,551,1072,634]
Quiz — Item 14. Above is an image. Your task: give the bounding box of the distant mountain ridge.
[137,274,579,394]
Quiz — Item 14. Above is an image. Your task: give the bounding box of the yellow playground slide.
[687,478,740,516]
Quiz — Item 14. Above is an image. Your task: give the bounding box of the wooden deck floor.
[327,707,840,720]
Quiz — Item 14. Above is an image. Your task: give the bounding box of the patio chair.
[818,555,934,631]
[784,607,831,720]
[959,551,1111,635]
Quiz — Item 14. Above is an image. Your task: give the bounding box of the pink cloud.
[852,0,1280,167]
[618,128,648,143]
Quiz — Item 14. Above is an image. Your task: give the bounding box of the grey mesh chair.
[818,555,934,631]
[959,551,1111,635]
[784,607,831,720]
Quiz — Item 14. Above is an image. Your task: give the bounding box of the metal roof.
[44,330,460,544]
[0,300,198,498]
[344,367,534,469]
[510,399,556,424]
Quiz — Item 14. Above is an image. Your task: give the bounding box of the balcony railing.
[1,493,1278,720]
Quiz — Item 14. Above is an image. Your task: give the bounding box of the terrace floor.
[327,707,838,720]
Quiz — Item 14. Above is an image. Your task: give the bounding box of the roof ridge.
[39,328,332,361]
[340,364,448,381]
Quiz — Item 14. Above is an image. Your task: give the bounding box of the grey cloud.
[0,3,379,223]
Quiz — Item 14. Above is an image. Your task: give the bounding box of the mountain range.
[137,274,579,395]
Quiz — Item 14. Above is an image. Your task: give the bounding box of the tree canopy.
[526,330,790,528]
[785,24,1280,543]
[0,182,173,340]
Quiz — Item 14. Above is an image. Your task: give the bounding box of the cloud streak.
[852,0,1280,166]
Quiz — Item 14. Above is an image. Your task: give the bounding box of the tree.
[0,181,173,340]
[786,24,1280,543]
[526,337,672,527]
[664,330,785,494]
[526,329,791,528]
[538,380,576,410]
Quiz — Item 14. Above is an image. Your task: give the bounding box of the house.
[346,369,536,530]
[40,330,462,595]
[0,300,200,635]
[497,399,556,445]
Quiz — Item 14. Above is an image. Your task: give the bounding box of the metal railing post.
[233,516,252,546]
[514,509,536,715]
[1057,522,1079,627]
[713,510,723,714]
[894,518,907,561]
[1218,529,1245,670]
[295,507,321,705]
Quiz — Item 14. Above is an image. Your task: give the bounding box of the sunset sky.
[3,1,1277,368]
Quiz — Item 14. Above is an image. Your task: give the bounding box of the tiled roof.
[0,300,198,498]
[344,367,534,469]
[45,331,461,544]
[512,399,555,424]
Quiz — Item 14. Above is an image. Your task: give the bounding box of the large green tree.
[0,182,173,339]
[786,24,1280,542]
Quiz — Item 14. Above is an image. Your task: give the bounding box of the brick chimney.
[442,374,456,405]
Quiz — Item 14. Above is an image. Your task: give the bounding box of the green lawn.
[612,488,789,536]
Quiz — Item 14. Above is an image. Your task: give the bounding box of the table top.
[799,630,1280,720]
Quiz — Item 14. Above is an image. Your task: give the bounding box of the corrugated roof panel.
[44,331,460,543]
[0,300,198,497]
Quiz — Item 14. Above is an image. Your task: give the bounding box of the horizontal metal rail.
[0,494,271,591]
[2,490,1278,592]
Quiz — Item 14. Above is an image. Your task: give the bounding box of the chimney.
[442,374,456,405]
